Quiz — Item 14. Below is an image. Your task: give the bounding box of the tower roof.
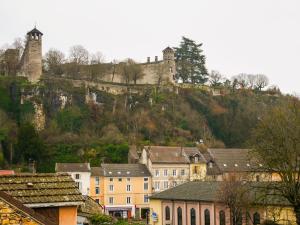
[27,27,43,36]
[163,46,174,52]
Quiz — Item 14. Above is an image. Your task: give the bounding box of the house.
[56,162,152,219]
[137,146,206,192]
[91,164,152,219]
[77,195,103,225]
[0,173,84,225]
[0,191,56,225]
[56,163,91,195]
[149,181,296,225]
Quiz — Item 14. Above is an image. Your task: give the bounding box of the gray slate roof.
[91,167,104,176]
[150,181,290,206]
[101,163,151,177]
[207,148,261,173]
[56,163,90,172]
[0,173,84,206]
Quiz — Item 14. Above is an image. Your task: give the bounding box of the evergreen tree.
[174,37,208,84]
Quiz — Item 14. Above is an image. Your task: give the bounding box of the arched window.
[190,208,196,225]
[219,210,225,225]
[253,212,260,225]
[165,206,170,220]
[205,209,210,225]
[177,207,182,225]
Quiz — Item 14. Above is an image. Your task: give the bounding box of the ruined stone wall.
[19,37,42,83]
[0,200,40,225]
[99,60,175,85]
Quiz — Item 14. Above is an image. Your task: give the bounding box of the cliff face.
[0,77,286,148]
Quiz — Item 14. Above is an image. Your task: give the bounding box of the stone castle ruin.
[19,27,43,83]
[1,27,176,86]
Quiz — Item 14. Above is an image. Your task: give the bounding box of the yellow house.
[90,164,152,219]
[149,181,296,225]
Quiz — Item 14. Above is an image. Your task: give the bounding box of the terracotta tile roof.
[101,164,151,177]
[0,173,84,206]
[0,191,57,225]
[55,163,90,172]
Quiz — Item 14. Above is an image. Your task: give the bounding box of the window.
[127,178,131,182]
[172,181,177,187]
[154,181,160,191]
[256,175,260,182]
[95,199,99,203]
[194,156,199,163]
[172,169,177,176]
[109,178,113,182]
[109,184,114,192]
[144,177,149,181]
[163,181,169,189]
[177,207,182,225]
[165,206,170,220]
[75,174,80,179]
[109,197,114,204]
[191,208,196,225]
[95,177,100,185]
[144,182,149,190]
[205,209,210,225]
[164,169,168,177]
[155,170,160,177]
[126,197,131,204]
[144,194,149,203]
[219,211,225,225]
[181,169,185,176]
[75,182,82,190]
[95,187,100,195]
[253,212,260,225]
[118,178,122,182]
[127,184,131,192]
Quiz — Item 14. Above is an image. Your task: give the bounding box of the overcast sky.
[1,0,299,94]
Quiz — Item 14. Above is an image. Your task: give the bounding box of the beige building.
[138,146,202,193]
[149,181,296,225]
[90,164,152,219]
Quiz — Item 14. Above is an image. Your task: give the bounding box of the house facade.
[56,163,152,219]
[56,163,91,195]
[149,181,296,225]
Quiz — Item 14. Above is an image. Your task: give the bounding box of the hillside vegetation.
[0,76,291,172]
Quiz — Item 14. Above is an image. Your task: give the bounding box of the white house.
[55,163,91,195]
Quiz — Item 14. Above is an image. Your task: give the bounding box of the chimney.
[147,57,150,63]
[155,56,158,62]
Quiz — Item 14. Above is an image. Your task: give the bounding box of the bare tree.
[119,59,144,85]
[251,99,300,225]
[90,51,105,64]
[154,63,169,87]
[254,74,269,91]
[69,45,89,65]
[218,174,252,225]
[44,48,65,75]
[209,70,223,87]
[232,74,249,89]
[12,37,25,59]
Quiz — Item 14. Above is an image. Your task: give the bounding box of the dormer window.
[223,164,227,167]
[194,156,199,163]
[234,164,238,167]
[208,162,213,168]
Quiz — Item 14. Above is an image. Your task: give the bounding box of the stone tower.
[19,27,43,83]
[162,47,176,83]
